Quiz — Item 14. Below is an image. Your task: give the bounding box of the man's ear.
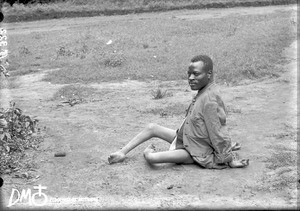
[207,70,212,79]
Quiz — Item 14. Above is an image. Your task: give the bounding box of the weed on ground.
[151,88,168,100]
[143,102,187,117]
[51,84,98,101]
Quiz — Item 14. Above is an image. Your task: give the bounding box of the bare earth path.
[1,6,297,210]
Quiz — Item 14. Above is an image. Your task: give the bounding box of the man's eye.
[188,71,201,77]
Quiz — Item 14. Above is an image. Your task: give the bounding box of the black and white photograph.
[0,0,298,209]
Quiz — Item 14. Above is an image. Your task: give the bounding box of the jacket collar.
[193,82,215,102]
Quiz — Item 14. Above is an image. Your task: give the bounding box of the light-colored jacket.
[171,82,233,168]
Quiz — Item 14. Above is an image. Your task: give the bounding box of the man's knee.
[146,123,159,134]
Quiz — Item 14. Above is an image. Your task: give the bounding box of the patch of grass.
[56,43,89,59]
[18,46,31,55]
[264,151,296,170]
[261,145,297,192]
[270,132,295,139]
[270,173,296,190]
[151,88,167,100]
[267,144,296,152]
[51,84,98,101]
[226,105,242,114]
[103,53,125,68]
[252,145,297,199]
[142,43,149,49]
[144,103,187,117]
[266,123,296,141]
[4,3,296,85]
[256,169,297,192]
[9,68,40,77]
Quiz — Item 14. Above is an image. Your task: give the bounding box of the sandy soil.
[1,5,298,210]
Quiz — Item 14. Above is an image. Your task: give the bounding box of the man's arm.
[202,101,233,164]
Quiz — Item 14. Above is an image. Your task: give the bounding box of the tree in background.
[3,0,63,6]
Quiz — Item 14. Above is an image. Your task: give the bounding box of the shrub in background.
[0,102,43,174]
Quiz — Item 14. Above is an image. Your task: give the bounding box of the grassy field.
[5,7,296,86]
[2,0,296,23]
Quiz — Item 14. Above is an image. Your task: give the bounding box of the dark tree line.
[3,0,66,6]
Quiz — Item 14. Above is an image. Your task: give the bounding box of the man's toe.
[241,159,249,166]
[232,142,241,151]
[108,155,114,164]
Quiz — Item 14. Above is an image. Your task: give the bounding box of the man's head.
[187,55,213,91]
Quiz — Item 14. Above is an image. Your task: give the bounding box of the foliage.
[0,102,44,174]
[151,88,167,100]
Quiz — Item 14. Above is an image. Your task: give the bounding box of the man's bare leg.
[108,123,176,164]
[143,144,194,164]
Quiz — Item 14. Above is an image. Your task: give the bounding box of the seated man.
[108,55,249,169]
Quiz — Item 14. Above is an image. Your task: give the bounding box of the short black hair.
[190,55,213,73]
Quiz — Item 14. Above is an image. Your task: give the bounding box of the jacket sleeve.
[202,101,233,164]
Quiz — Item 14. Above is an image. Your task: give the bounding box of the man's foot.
[108,151,126,164]
[143,144,156,162]
[143,144,155,157]
[228,159,249,168]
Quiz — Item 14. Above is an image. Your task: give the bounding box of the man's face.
[187,61,210,91]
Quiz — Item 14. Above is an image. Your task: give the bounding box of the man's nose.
[189,74,195,80]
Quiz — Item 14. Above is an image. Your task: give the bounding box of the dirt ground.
[1,5,298,210]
